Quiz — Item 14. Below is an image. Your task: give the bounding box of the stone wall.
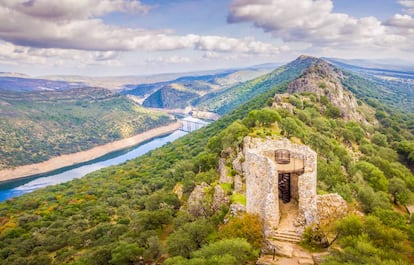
[242,137,318,236]
[244,151,279,236]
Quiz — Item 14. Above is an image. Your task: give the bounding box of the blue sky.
[0,0,413,76]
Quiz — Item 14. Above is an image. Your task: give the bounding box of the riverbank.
[0,121,182,183]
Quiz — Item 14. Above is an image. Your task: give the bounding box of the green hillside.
[195,55,320,115]
[0,58,414,265]
[142,85,199,109]
[0,87,173,169]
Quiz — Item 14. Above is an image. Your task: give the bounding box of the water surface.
[0,118,207,202]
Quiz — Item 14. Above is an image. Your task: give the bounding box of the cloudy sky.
[0,0,413,76]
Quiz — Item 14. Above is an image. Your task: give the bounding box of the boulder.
[317,194,348,227]
[212,185,230,212]
[187,182,211,217]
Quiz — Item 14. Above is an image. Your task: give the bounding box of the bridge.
[180,119,206,132]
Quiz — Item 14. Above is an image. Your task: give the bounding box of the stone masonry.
[242,137,318,237]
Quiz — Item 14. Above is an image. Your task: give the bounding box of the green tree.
[355,161,388,191]
[110,243,144,265]
[192,238,257,264]
[166,219,214,258]
[372,132,388,147]
[388,178,411,205]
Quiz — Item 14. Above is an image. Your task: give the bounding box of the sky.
[0,0,413,76]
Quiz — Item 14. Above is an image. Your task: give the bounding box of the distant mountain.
[0,76,87,92]
[195,55,319,115]
[121,67,274,109]
[324,57,414,72]
[326,58,414,113]
[142,85,199,109]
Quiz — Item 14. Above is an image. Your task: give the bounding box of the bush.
[219,214,263,249]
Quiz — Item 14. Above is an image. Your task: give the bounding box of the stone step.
[273,231,302,243]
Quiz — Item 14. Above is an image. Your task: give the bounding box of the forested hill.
[0,87,173,169]
[1,56,414,265]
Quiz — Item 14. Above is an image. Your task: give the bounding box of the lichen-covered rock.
[187,182,211,217]
[317,194,348,227]
[232,152,244,174]
[219,157,233,184]
[234,174,244,194]
[229,203,246,216]
[212,185,230,212]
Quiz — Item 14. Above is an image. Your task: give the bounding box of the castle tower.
[242,137,318,237]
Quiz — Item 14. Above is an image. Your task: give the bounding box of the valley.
[1,56,413,265]
[0,87,174,170]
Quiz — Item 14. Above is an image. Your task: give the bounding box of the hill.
[122,67,274,110]
[0,56,413,265]
[326,58,414,113]
[0,76,87,92]
[142,85,199,109]
[0,87,173,170]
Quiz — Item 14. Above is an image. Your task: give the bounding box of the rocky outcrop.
[187,182,211,217]
[317,194,348,227]
[218,157,233,184]
[229,203,246,216]
[287,60,364,122]
[212,185,230,212]
[187,183,232,216]
[234,175,244,193]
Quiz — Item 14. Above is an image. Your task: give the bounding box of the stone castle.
[242,137,318,237]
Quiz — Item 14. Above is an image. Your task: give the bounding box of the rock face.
[229,203,246,216]
[317,194,348,227]
[242,137,318,237]
[234,174,244,193]
[212,185,230,212]
[187,182,210,217]
[218,157,233,184]
[287,60,364,122]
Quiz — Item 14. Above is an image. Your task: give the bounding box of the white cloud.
[228,0,414,52]
[399,0,414,14]
[0,41,121,67]
[1,0,150,20]
[146,56,192,64]
[0,0,282,55]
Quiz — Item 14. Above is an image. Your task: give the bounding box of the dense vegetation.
[143,86,199,109]
[195,55,319,114]
[0,82,285,265]
[1,58,414,264]
[0,88,172,169]
[123,68,270,111]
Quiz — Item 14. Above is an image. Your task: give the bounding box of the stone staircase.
[272,230,302,243]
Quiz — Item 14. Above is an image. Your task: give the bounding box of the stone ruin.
[242,137,318,237]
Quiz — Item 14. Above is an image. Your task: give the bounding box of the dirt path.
[0,121,182,183]
[278,201,299,232]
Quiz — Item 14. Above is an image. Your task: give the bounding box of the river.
[0,117,208,202]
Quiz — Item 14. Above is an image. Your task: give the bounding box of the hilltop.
[0,56,413,265]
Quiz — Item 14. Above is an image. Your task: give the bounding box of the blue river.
[0,117,207,202]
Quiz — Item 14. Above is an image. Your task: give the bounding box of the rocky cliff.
[287,59,365,122]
